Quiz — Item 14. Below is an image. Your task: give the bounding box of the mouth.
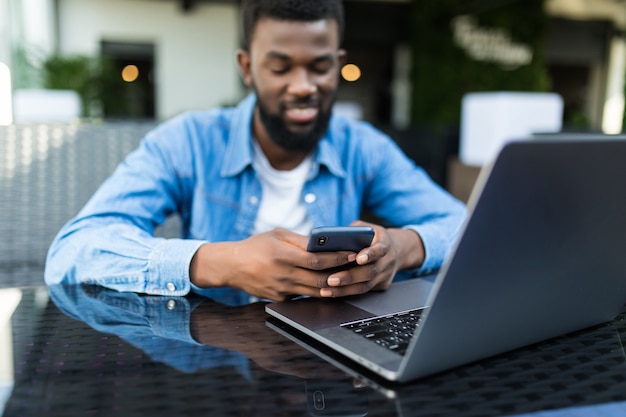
[283,102,319,125]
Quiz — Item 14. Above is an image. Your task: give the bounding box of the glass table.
[2,284,626,417]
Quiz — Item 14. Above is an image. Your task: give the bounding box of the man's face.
[238,18,346,153]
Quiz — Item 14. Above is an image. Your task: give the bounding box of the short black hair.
[240,0,345,51]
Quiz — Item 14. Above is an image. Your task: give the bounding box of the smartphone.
[307,226,375,253]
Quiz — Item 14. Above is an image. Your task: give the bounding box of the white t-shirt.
[252,140,314,235]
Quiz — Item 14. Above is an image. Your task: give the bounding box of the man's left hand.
[319,220,425,297]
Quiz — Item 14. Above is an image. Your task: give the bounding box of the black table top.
[3,284,626,417]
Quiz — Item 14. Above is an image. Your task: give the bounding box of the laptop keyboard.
[341,308,425,356]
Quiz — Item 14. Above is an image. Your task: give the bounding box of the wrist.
[189,242,233,288]
[389,228,425,270]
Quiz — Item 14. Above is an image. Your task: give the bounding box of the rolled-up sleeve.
[45,119,205,295]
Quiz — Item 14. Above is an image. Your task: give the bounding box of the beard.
[255,92,334,153]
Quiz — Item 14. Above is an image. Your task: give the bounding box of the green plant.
[409,0,550,131]
[41,54,116,118]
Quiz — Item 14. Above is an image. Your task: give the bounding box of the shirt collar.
[313,129,346,178]
[221,93,346,179]
[221,94,256,177]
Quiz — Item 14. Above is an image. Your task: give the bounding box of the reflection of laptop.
[267,315,626,416]
[266,138,626,383]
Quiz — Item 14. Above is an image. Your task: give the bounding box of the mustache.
[281,97,319,109]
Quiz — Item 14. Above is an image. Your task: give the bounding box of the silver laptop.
[265,138,626,383]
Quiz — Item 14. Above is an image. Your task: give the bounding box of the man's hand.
[189,223,425,301]
[319,220,426,298]
[190,228,357,301]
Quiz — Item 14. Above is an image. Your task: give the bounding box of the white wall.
[546,0,626,29]
[58,0,243,119]
[21,0,55,58]
[603,36,625,134]
[0,0,11,66]
[0,0,12,125]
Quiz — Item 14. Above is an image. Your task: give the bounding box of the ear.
[236,49,252,87]
[337,49,347,68]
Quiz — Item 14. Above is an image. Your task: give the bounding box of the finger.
[302,251,357,271]
[349,219,371,228]
[264,268,338,301]
[326,264,376,287]
[320,281,376,298]
[321,270,394,297]
[356,238,390,265]
[355,249,370,265]
[273,227,310,249]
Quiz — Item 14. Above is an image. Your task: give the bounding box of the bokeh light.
[121,65,139,82]
[341,64,361,82]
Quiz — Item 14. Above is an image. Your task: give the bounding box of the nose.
[287,67,316,97]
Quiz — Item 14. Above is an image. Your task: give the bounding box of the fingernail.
[328,276,340,286]
[357,253,369,264]
[348,253,357,262]
[321,288,332,297]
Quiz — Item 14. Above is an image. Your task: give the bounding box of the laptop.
[266,315,626,416]
[265,138,626,383]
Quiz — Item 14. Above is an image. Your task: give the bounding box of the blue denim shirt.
[45,94,466,298]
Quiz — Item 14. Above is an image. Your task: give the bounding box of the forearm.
[45,217,205,295]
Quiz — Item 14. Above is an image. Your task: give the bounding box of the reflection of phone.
[305,379,369,417]
[307,226,375,253]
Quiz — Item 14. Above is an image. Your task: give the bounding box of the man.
[45,0,466,302]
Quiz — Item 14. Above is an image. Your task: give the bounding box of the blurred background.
[0,0,624,287]
[1,0,625,188]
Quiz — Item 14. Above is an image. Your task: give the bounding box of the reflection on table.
[3,284,626,417]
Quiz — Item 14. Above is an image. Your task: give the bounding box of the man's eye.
[312,63,333,74]
[270,67,289,75]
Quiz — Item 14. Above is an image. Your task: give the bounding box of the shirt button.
[167,300,176,310]
[304,193,316,203]
[249,196,259,205]
[166,282,176,292]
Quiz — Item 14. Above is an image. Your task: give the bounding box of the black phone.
[307,226,375,253]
